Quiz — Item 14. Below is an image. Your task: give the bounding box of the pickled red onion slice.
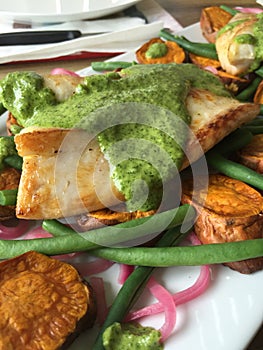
[118,264,135,284]
[0,219,29,239]
[147,277,176,342]
[50,68,80,76]
[235,7,263,13]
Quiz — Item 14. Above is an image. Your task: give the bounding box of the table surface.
[0,1,262,349]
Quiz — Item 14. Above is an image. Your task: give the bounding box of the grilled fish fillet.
[14,75,260,220]
[215,13,258,75]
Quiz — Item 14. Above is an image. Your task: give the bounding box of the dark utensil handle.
[0,30,81,45]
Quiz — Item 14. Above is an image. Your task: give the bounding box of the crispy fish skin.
[14,88,260,220]
[181,174,263,274]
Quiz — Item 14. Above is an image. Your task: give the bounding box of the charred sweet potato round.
[0,167,21,220]
[78,206,155,231]
[181,174,263,274]
[238,134,263,174]
[136,38,185,64]
[253,80,263,104]
[0,251,96,349]
[189,52,221,68]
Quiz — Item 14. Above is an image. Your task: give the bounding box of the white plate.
[0,0,142,23]
[0,23,263,350]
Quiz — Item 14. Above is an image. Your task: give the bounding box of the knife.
[0,30,81,46]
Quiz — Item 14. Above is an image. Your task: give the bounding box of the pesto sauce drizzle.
[251,13,263,71]
[0,64,230,211]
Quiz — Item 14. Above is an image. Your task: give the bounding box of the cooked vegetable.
[77,207,155,231]
[0,189,17,206]
[200,6,233,43]
[206,150,263,191]
[238,134,263,173]
[253,79,263,103]
[219,5,239,16]
[0,167,20,220]
[136,38,185,64]
[211,128,253,156]
[90,239,263,266]
[189,52,220,67]
[91,61,135,72]
[236,76,262,101]
[0,250,96,350]
[214,70,251,94]
[4,154,23,170]
[0,205,195,259]
[93,225,189,350]
[159,29,218,59]
[181,174,263,273]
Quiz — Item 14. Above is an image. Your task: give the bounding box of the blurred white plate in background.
[0,0,142,23]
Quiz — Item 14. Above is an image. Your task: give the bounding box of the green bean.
[245,117,263,126]
[4,154,23,170]
[236,76,262,101]
[42,219,75,237]
[260,104,263,116]
[159,29,218,60]
[91,239,263,266]
[211,128,253,156]
[206,151,263,190]
[93,225,190,350]
[219,5,239,16]
[255,66,263,78]
[43,204,196,248]
[0,205,195,259]
[91,61,135,72]
[241,125,263,134]
[0,189,17,206]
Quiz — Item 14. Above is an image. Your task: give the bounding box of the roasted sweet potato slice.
[215,70,251,94]
[136,38,185,64]
[181,174,263,274]
[200,6,233,43]
[78,207,155,231]
[0,250,96,349]
[0,167,20,220]
[189,52,221,68]
[253,80,263,104]
[238,134,263,174]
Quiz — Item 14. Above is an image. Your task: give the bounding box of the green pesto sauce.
[145,42,168,59]
[102,322,163,350]
[0,136,17,170]
[234,33,255,45]
[250,13,263,71]
[217,19,246,37]
[0,64,230,211]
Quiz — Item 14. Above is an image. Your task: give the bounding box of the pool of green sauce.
[102,322,163,350]
[0,64,230,211]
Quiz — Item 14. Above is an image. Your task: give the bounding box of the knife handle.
[0,30,81,45]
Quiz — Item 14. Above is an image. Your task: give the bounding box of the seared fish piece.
[14,87,260,220]
[215,13,258,75]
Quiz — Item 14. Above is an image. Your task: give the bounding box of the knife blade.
[0,30,81,45]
